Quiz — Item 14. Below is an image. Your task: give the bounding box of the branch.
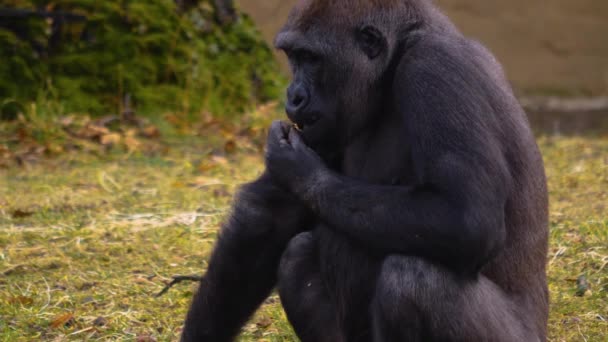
[155,275,202,297]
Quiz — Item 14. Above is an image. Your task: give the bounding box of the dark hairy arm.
[298,154,506,272]
[181,172,312,341]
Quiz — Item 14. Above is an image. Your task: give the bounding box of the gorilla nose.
[286,85,310,117]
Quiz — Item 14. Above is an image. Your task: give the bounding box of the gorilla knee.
[278,232,316,281]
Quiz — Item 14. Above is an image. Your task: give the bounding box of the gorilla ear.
[356,26,387,59]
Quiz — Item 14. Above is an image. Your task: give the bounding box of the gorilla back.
[181,1,549,341]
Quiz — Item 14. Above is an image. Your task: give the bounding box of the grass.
[1,133,607,341]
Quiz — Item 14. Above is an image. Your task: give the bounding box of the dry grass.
[1,134,607,341]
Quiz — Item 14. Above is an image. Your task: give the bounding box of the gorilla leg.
[181,173,311,342]
[278,232,345,342]
[371,256,539,342]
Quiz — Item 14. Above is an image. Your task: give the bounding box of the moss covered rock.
[0,0,284,117]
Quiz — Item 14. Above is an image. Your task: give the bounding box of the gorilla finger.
[275,120,294,140]
[270,120,288,142]
[279,121,292,135]
[288,128,304,149]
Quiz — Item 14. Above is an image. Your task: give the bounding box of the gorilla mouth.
[290,114,320,132]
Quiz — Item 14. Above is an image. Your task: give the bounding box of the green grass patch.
[1,135,607,341]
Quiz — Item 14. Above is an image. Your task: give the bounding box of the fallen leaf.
[141,125,161,138]
[100,133,121,146]
[197,161,217,172]
[50,312,75,329]
[224,140,237,154]
[58,115,75,127]
[211,155,228,165]
[8,295,34,306]
[124,135,141,152]
[172,181,186,188]
[256,316,272,328]
[11,209,34,218]
[136,334,157,342]
[77,124,109,139]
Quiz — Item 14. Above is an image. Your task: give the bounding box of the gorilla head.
[274,0,421,153]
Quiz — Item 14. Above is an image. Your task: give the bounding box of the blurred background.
[241,0,608,97]
[1,1,606,341]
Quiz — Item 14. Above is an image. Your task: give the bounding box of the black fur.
[182,1,549,341]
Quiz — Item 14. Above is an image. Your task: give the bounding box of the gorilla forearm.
[182,224,281,341]
[297,167,506,271]
[181,172,312,341]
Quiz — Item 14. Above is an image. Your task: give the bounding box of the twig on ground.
[155,275,202,297]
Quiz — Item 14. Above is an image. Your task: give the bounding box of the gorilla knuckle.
[270,120,282,129]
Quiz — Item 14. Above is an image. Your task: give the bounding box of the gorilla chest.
[340,131,415,185]
[315,127,415,327]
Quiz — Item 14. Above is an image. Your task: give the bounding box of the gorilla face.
[275,23,391,155]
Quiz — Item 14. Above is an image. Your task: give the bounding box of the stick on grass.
[155,275,202,297]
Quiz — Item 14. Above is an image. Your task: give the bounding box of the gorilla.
[181,0,549,341]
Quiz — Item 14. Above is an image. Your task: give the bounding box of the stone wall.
[237,0,608,96]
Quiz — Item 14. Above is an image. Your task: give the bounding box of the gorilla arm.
[301,154,506,273]
[181,172,313,342]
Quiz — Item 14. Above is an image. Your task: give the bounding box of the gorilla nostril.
[293,94,304,107]
[289,85,309,111]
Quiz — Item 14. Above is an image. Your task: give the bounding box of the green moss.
[0,1,284,118]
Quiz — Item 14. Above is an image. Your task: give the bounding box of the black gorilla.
[182,0,549,341]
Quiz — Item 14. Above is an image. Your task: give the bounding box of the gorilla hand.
[265,120,326,194]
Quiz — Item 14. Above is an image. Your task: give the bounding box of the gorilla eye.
[357,26,386,59]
